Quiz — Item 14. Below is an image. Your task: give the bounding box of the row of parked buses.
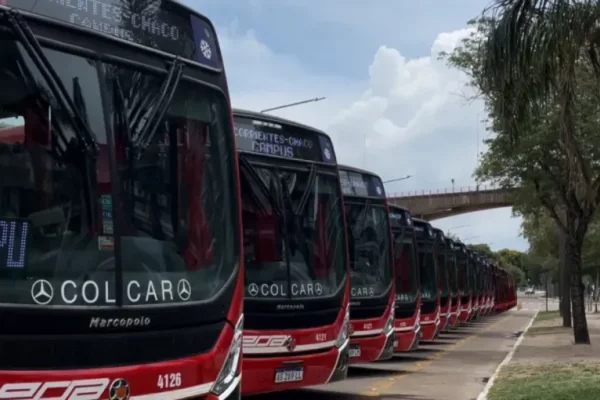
[0,2,516,399]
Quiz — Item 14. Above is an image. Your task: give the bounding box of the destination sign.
[234,117,336,163]
[339,170,385,198]
[389,208,412,228]
[413,222,433,238]
[4,0,221,69]
[0,219,29,270]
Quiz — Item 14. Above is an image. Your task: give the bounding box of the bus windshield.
[436,246,449,297]
[447,251,458,294]
[345,201,391,299]
[240,160,346,299]
[418,243,437,301]
[393,233,419,303]
[457,255,468,295]
[0,39,237,307]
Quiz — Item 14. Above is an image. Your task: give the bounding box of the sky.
[185,0,527,252]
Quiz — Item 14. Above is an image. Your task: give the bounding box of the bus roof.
[389,204,410,213]
[338,164,386,199]
[338,164,378,177]
[2,0,221,70]
[233,108,333,141]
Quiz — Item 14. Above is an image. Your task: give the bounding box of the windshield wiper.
[113,77,136,223]
[293,164,317,216]
[134,57,184,148]
[4,10,98,153]
[239,156,283,216]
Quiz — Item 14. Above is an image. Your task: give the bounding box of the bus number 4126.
[157,373,182,389]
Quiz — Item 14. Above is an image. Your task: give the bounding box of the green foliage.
[444,0,600,343]
[522,210,600,281]
[467,243,494,258]
[467,243,528,286]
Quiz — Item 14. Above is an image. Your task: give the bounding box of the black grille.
[421,300,437,314]
[440,296,450,308]
[394,302,417,319]
[350,304,386,320]
[461,295,470,304]
[0,321,225,370]
[245,308,339,330]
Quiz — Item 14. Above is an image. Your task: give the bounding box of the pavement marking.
[476,309,539,400]
[359,315,511,396]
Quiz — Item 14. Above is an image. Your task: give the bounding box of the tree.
[481,0,600,344]
[443,2,600,344]
[466,243,528,286]
[441,16,576,327]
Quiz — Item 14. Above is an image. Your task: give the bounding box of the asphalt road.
[250,298,543,400]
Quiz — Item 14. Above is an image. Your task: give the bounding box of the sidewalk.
[487,312,600,400]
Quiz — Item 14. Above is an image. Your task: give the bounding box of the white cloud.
[218,24,527,251]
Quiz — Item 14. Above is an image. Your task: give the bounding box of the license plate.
[274,366,304,383]
[349,344,361,358]
[393,340,398,347]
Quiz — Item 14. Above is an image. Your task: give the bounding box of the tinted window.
[0,39,237,307]
[418,243,437,301]
[241,161,346,300]
[393,234,419,302]
[436,246,449,297]
[345,202,392,299]
[447,251,458,293]
[457,255,468,294]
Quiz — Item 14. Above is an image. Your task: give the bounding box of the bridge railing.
[387,184,504,198]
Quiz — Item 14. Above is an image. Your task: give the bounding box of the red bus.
[472,252,484,319]
[466,249,479,321]
[445,238,461,328]
[389,205,422,352]
[481,260,493,316]
[494,266,514,312]
[0,1,244,399]
[233,109,350,395]
[456,242,473,324]
[413,219,441,341]
[432,228,451,332]
[338,165,395,363]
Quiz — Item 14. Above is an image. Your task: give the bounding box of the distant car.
[525,287,535,295]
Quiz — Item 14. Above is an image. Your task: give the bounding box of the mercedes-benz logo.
[315,283,323,295]
[248,283,259,297]
[109,378,130,400]
[31,279,54,305]
[284,336,297,352]
[177,279,192,301]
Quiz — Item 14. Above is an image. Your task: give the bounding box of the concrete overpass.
[387,185,517,220]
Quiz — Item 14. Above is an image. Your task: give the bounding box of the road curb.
[476,309,539,400]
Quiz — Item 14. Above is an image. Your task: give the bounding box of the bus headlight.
[211,315,243,396]
[335,306,350,348]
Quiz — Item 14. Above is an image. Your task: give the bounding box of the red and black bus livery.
[481,260,493,316]
[389,205,421,352]
[471,252,484,319]
[445,238,461,328]
[0,1,244,399]
[413,218,441,341]
[432,228,451,332]
[338,165,395,363]
[456,242,473,324]
[233,109,350,395]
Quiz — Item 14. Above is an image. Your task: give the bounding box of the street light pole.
[382,175,413,184]
[260,97,326,113]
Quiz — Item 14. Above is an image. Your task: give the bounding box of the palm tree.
[482,0,600,344]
